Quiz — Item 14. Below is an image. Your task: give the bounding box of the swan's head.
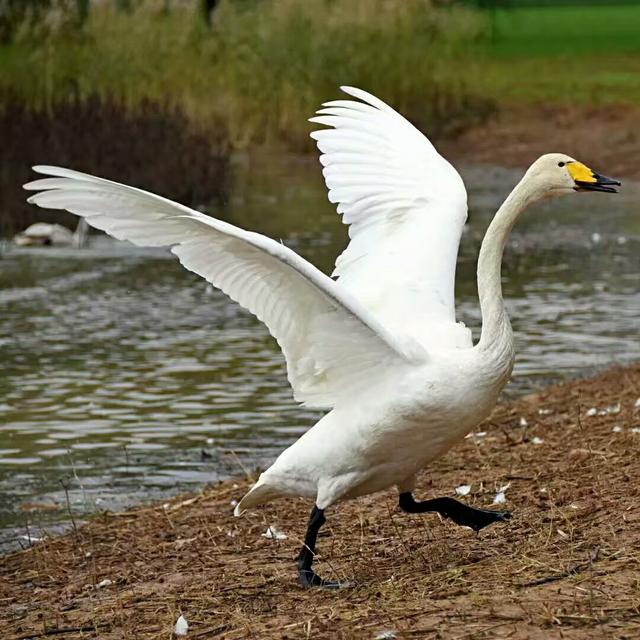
[527,153,620,197]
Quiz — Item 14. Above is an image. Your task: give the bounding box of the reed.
[0,0,491,151]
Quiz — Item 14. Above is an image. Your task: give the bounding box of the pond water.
[1,156,639,551]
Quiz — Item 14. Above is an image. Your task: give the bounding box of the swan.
[23,87,620,588]
[13,218,89,248]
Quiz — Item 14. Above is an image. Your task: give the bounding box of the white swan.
[13,218,88,248]
[23,87,619,588]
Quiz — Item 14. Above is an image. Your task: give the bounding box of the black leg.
[399,493,511,532]
[297,505,342,589]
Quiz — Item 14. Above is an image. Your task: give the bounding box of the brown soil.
[440,104,640,181]
[3,364,640,639]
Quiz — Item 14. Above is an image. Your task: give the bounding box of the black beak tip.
[576,174,621,193]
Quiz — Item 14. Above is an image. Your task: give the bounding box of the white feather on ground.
[174,615,188,637]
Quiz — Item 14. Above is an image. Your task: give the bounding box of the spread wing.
[25,166,427,409]
[311,86,471,348]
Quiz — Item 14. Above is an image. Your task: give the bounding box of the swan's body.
[24,87,619,588]
[242,343,511,509]
[13,218,88,247]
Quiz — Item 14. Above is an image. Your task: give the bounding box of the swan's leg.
[398,493,511,532]
[297,505,342,589]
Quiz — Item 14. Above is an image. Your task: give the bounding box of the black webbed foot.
[399,493,511,532]
[436,499,511,532]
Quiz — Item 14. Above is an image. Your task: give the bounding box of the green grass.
[488,5,640,56]
[465,53,640,104]
[461,3,640,104]
[463,3,640,105]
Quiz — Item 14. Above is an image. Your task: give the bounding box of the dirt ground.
[2,362,640,639]
[441,104,640,181]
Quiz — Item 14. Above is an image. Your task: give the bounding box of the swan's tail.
[234,477,281,516]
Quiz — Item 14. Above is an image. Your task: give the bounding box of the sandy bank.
[2,363,640,639]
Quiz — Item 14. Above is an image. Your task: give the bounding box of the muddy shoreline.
[440,103,640,181]
[2,363,640,639]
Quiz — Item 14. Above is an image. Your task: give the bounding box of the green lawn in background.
[468,54,640,104]
[487,4,640,56]
[468,3,640,103]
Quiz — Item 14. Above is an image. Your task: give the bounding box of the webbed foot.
[399,493,512,532]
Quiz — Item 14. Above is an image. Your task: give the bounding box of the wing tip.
[339,85,394,114]
[31,165,98,183]
[32,164,61,175]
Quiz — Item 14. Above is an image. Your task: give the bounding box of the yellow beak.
[568,162,620,193]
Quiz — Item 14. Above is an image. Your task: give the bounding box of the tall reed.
[0,0,491,150]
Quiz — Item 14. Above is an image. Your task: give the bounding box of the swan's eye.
[558,161,565,167]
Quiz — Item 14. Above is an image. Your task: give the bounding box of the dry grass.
[0,0,488,152]
[2,364,640,638]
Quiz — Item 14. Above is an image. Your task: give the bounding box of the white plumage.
[24,164,423,409]
[311,87,470,348]
[24,86,619,587]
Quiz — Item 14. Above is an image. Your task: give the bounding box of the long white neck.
[477,175,543,352]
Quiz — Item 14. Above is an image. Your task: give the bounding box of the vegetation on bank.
[2,0,639,151]
[0,0,489,151]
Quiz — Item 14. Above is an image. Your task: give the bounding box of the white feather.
[174,615,188,636]
[24,166,426,409]
[311,86,470,348]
